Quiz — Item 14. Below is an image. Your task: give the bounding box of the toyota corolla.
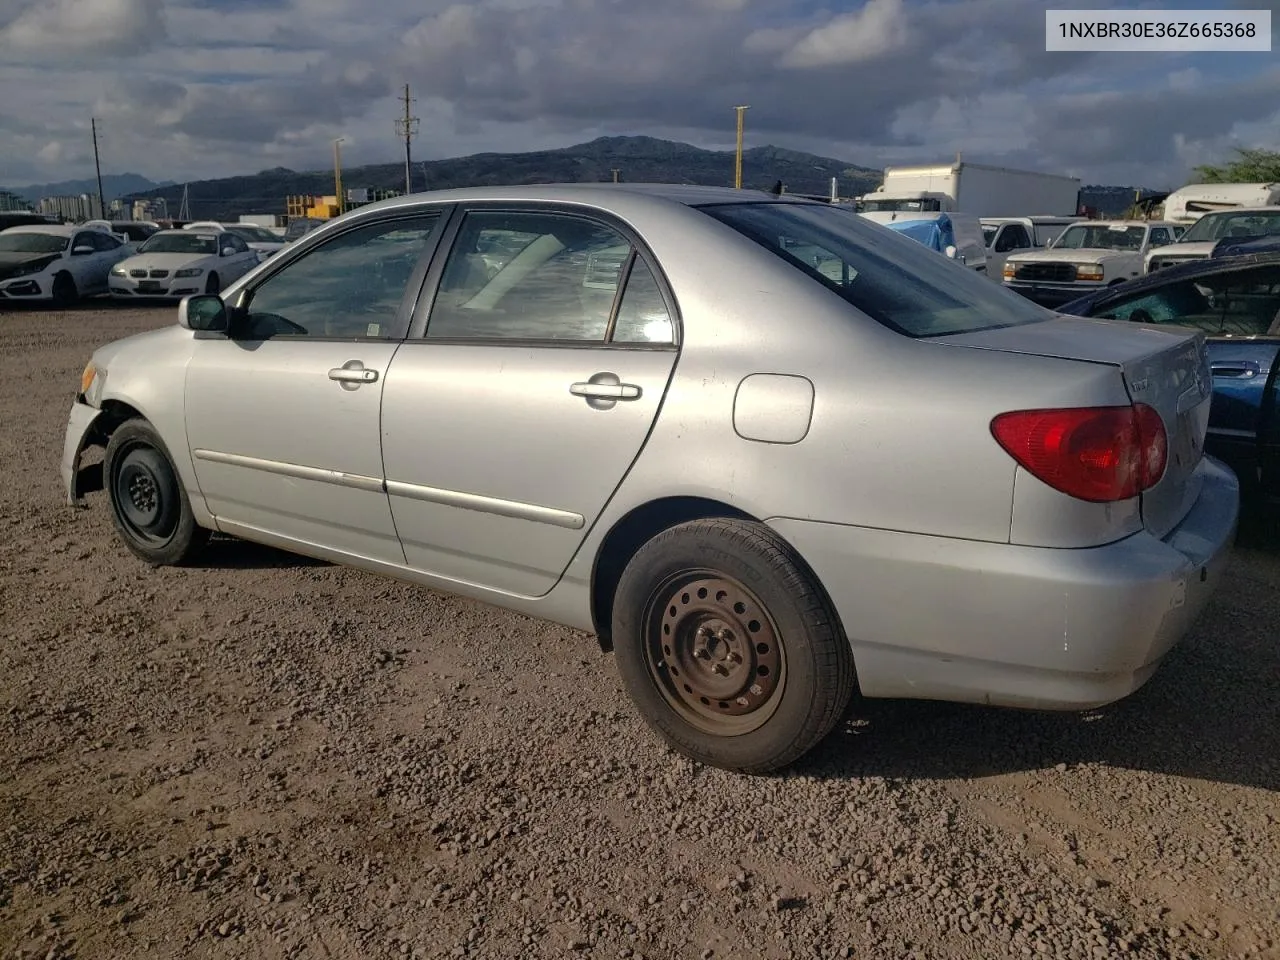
[61,184,1239,774]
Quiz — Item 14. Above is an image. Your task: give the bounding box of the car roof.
[347,182,810,217]
[1059,249,1280,314]
[2,224,77,236]
[1066,220,1175,228]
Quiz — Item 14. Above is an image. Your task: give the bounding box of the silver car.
[60,184,1240,774]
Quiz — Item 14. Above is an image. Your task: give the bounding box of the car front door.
[218,233,257,283]
[67,232,104,290]
[86,231,126,291]
[988,223,1031,280]
[379,205,680,596]
[183,210,449,562]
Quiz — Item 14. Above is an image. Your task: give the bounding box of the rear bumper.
[769,455,1240,711]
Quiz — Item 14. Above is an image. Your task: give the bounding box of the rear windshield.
[699,202,1052,338]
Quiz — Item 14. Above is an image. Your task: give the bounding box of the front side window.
[995,224,1030,253]
[426,211,635,342]
[1094,265,1280,336]
[1148,227,1172,247]
[700,201,1053,338]
[240,214,441,339]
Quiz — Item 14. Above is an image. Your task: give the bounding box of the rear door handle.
[1210,361,1261,379]
[328,360,379,388]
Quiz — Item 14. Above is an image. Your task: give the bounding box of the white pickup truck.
[1001,220,1182,306]
[981,216,1083,279]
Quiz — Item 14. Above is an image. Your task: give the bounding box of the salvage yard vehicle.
[1144,207,1280,273]
[0,223,130,306]
[1060,251,1280,502]
[108,228,259,299]
[1002,220,1182,306]
[61,184,1239,774]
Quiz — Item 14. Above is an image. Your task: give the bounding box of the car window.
[994,224,1030,253]
[1093,265,1280,336]
[241,214,442,340]
[222,234,248,254]
[425,211,635,342]
[1149,227,1172,246]
[610,256,675,344]
[701,202,1053,338]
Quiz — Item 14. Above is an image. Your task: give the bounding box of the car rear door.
[378,204,680,597]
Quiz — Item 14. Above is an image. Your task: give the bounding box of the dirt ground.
[1,301,1278,960]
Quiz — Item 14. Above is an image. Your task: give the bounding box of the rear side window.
[700,202,1053,338]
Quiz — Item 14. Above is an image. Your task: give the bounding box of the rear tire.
[104,419,209,566]
[611,518,854,774]
[51,272,77,309]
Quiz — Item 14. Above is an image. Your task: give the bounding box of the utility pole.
[178,183,190,220]
[333,138,345,215]
[394,84,419,196]
[734,105,749,189]
[91,118,106,219]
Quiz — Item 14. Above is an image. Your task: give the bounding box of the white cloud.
[0,0,1274,193]
[0,0,165,56]
[777,0,908,69]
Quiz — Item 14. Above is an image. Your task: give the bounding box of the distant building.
[37,193,104,222]
[132,198,168,222]
[286,188,401,221]
[0,190,31,213]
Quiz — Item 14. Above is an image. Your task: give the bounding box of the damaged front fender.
[60,401,105,507]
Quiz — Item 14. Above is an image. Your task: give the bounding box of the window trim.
[403,201,681,350]
[222,206,456,344]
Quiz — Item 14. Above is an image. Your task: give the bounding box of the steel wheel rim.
[111,444,176,546]
[643,570,787,736]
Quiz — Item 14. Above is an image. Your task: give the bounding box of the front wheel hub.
[647,574,785,734]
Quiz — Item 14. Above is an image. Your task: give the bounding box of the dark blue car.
[1059,251,1280,499]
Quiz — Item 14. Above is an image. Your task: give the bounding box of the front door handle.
[328,360,379,390]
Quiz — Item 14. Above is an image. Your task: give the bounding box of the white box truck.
[857,160,1082,219]
[1160,182,1280,224]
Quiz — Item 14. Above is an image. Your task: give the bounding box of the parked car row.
[0,217,300,306]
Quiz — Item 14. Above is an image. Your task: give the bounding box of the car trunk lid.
[940,316,1213,538]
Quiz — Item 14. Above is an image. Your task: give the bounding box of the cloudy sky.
[1,0,1277,190]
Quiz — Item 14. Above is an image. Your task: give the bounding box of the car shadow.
[797,518,1280,793]
[197,535,331,569]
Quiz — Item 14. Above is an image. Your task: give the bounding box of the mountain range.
[3,173,173,203]
[6,136,1154,219]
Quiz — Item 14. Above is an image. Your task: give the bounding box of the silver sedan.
[60,184,1240,774]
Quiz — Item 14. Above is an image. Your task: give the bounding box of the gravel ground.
[2,301,1279,960]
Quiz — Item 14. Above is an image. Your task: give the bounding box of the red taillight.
[991,404,1167,502]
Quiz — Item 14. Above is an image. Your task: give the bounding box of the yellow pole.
[734,105,749,188]
[333,138,345,216]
